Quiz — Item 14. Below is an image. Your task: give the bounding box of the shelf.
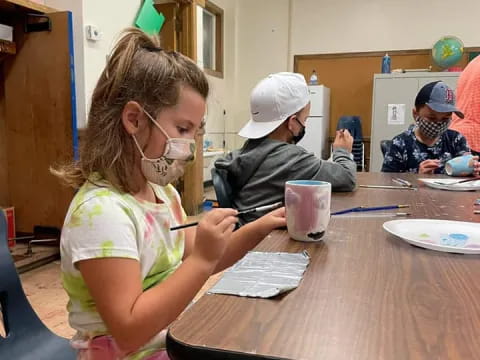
[0,0,56,15]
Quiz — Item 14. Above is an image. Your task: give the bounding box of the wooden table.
[167,173,480,360]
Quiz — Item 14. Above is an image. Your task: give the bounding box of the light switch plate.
[85,25,102,41]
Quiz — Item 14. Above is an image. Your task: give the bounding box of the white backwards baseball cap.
[238,72,310,139]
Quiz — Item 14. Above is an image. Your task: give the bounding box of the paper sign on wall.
[387,104,405,125]
[135,0,165,35]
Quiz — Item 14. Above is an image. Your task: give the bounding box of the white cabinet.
[370,72,461,172]
[203,151,224,183]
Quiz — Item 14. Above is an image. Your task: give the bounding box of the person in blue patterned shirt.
[382,81,480,174]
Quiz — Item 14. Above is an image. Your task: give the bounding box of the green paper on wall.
[135,0,165,35]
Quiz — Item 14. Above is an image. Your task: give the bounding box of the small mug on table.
[445,155,475,177]
[285,180,331,242]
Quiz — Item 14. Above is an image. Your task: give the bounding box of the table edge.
[166,330,291,360]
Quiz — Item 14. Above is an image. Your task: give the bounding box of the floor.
[19,261,75,338]
[1,186,220,339]
[12,242,59,273]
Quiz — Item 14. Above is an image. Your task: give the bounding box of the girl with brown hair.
[53,28,285,359]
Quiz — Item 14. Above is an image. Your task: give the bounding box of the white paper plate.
[419,178,480,191]
[383,219,480,254]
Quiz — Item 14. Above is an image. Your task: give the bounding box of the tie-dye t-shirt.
[60,177,186,359]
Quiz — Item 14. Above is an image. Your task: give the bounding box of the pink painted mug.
[285,180,331,242]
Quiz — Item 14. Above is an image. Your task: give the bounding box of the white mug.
[285,180,331,242]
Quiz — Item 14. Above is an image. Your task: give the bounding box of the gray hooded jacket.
[214,138,356,225]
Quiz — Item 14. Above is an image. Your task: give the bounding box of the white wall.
[45,0,291,141]
[203,0,290,150]
[45,0,141,128]
[83,0,141,116]
[201,0,238,151]
[291,0,480,58]
[230,0,290,146]
[45,0,87,128]
[224,0,480,137]
[77,0,242,150]
[46,0,480,139]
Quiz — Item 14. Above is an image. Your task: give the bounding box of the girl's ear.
[122,101,145,135]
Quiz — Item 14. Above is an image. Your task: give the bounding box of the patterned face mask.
[416,116,451,139]
[133,109,196,186]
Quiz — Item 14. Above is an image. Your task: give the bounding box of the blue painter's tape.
[67,11,79,160]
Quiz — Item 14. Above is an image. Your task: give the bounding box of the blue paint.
[440,233,469,247]
[449,233,469,241]
[203,200,213,212]
[286,180,330,186]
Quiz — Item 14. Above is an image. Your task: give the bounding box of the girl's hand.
[256,207,286,235]
[192,208,238,267]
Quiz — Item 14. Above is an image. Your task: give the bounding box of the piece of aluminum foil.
[208,250,310,298]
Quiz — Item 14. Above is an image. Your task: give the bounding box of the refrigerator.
[297,85,331,159]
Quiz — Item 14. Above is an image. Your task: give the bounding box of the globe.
[432,36,464,69]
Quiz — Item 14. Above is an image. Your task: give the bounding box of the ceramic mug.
[445,155,475,177]
[285,180,331,242]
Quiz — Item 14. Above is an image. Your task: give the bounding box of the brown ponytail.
[51,27,209,193]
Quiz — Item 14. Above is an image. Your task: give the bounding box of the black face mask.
[291,118,306,144]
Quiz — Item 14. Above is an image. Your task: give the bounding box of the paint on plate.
[440,233,469,247]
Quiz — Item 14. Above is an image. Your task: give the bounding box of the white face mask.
[132,109,196,186]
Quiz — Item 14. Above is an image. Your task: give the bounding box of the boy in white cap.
[215,72,356,225]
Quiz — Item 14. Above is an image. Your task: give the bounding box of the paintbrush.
[170,202,283,231]
[334,212,411,218]
[392,178,413,187]
[359,185,416,190]
[331,204,409,216]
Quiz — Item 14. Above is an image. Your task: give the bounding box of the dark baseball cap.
[415,81,464,119]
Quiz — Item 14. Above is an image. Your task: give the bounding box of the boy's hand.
[419,159,441,174]
[332,129,353,153]
[472,156,480,176]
